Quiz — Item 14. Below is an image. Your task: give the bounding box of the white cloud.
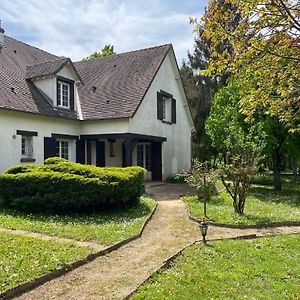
[0,0,206,64]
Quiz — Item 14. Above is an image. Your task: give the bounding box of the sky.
[0,0,209,64]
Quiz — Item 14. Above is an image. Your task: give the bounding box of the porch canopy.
[77,133,167,181]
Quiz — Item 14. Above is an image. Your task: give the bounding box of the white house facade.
[0,30,194,180]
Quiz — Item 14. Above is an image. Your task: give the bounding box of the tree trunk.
[292,158,298,178]
[272,149,282,191]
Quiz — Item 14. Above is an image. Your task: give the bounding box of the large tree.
[206,78,265,214]
[202,0,300,131]
[83,45,116,60]
[181,4,241,161]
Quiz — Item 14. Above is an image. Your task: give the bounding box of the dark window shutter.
[157,92,164,120]
[171,98,176,124]
[56,79,60,106]
[70,83,74,110]
[44,137,56,160]
[76,139,85,164]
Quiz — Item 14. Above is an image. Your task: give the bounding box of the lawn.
[183,175,300,225]
[132,234,300,300]
[0,232,94,293]
[0,197,155,245]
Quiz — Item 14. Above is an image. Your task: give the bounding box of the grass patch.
[0,232,94,293]
[184,175,300,225]
[0,197,155,245]
[133,234,300,299]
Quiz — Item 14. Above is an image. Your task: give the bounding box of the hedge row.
[1,158,146,212]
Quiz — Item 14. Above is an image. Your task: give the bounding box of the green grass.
[0,232,94,293]
[0,197,155,245]
[133,234,300,300]
[184,175,300,225]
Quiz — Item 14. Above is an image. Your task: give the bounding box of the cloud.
[0,0,207,64]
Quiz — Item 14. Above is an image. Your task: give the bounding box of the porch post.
[123,139,135,167]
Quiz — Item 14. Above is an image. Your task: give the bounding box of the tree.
[83,45,116,60]
[202,0,300,132]
[183,161,218,218]
[206,78,265,214]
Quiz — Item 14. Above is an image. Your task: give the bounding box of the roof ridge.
[26,57,69,68]
[75,43,172,64]
[5,35,59,59]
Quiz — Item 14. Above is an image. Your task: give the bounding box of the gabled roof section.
[0,36,79,120]
[75,44,171,120]
[26,57,83,83]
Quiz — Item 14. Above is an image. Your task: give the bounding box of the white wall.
[80,119,129,135]
[129,50,194,178]
[0,110,80,173]
[33,65,81,112]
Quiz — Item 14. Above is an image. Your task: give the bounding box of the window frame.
[56,140,69,160]
[57,80,70,108]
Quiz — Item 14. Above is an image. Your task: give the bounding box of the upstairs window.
[56,76,75,110]
[157,90,176,124]
[57,81,70,108]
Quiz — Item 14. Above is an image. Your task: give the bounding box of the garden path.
[14,183,300,300]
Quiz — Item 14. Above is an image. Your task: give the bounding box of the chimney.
[0,20,5,53]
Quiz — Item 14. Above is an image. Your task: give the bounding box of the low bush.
[165,173,185,183]
[0,158,146,212]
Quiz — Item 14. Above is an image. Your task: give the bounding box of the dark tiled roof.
[0,35,171,120]
[75,44,171,120]
[26,57,69,79]
[0,36,79,119]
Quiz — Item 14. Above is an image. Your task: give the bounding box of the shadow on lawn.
[250,184,300,207]
[0,200,153,226]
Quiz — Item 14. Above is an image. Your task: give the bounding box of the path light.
[199,220,208,244]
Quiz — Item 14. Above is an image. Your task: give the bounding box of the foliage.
[206,79,265,214]
[183,175,300,225]
[182,161,218,218]
[133,235,300,299]
[0,197,155,245]
[165,174,185,184]
[201,0,300,131]
[83,44,116,60]
[0,159,146,212]
[0,232,94,293]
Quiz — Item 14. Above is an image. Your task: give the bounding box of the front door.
[151,141,162,181]
[137,143,152,179]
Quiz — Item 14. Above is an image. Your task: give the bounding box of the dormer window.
[57,81,70,108]
[56,76,75,110]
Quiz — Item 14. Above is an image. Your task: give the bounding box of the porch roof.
[80,133,167,142]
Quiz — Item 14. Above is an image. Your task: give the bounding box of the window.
[109,139,115,157]
[21,136,33,158]
[57,81,70,108]
[137,143,152,171]
[162,96,171,122]
[157,91,176,124]
[56,140,69,160]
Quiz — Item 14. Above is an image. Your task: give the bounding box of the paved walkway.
[14,182,300,300]
[16,200,200,300]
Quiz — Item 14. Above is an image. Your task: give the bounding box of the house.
[0,27,194,180]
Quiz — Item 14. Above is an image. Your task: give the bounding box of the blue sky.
[0,0,209,64]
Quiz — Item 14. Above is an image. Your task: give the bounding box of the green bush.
[0,158,146,212]
[252,175,274,186]
[5,164,38,174]
[166,173,185,183]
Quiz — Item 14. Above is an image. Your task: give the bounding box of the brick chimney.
[0,20,5,53]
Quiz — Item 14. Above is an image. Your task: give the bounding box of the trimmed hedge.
[0,158,146,212]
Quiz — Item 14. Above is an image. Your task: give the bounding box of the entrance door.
[137,143,152,179]
[151,141,162,181]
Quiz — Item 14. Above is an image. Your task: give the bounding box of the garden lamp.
[199,220,208,244]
